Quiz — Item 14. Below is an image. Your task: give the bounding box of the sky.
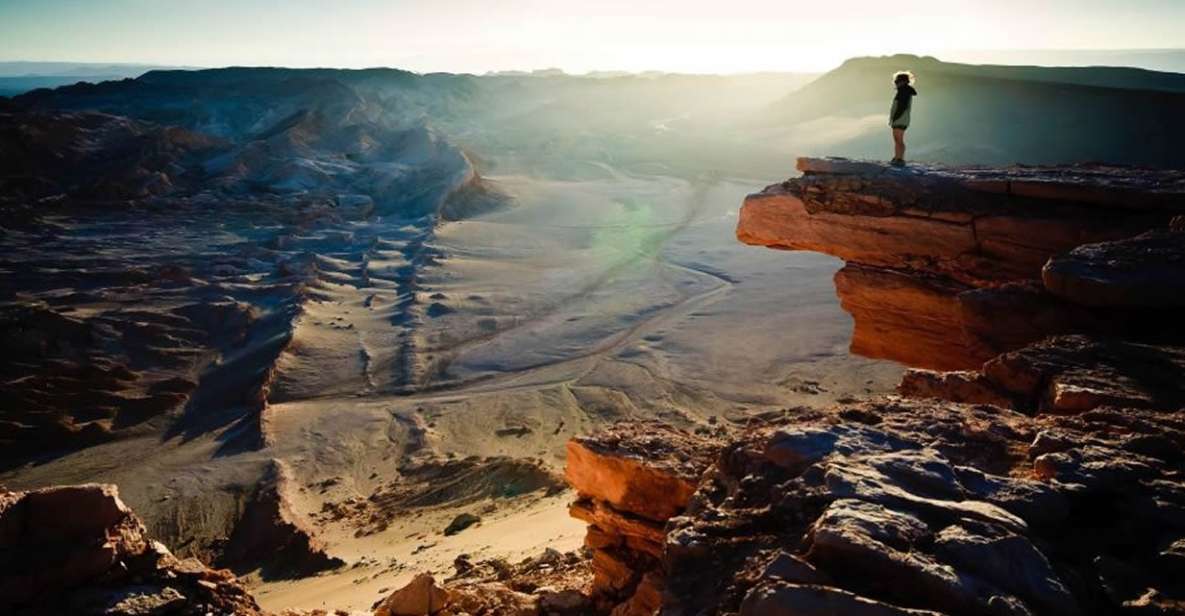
[1,0,1184,74]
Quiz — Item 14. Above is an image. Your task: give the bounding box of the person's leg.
[893,128,906,161]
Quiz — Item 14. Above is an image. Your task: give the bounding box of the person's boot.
[890,158,906,167]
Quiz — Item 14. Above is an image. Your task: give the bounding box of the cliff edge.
[738,157,1185,372]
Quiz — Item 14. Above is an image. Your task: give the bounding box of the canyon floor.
[233,169,901,612]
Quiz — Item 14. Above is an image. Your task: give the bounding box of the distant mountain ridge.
[942,48,1185,75]
[762,54,1185,167]
[6,56,1185,172]
[0,61,197,97]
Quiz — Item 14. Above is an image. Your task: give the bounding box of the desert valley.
[2,35,1185,616]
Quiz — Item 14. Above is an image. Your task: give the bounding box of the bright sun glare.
[2,0,1184,73]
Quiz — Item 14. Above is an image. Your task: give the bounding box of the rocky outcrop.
[0,300,259,469]
[0,483,263,615]
[1043,229,1185,308]
[564,422,723,614]
[901,335,1185,414]
[374,574,450,616]
[0,110,224,203]
[561,400,1185,615]
[737,158,1185,370]
[370,548,592,616]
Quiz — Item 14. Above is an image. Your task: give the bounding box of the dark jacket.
[890,84,917,128]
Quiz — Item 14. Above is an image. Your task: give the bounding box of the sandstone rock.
[797,157,890,176]
[738,158,1184,374]
[983,335,1185,413]
[933,524,1078,615]
[739,159,1176,287]
[1043,229,1185,308]
[374,573,449,616]
[564,423,707,609]
[898,369,1012,407]
[834,264,986,369]
[0,483,262,615]
[591,547,643,596]
[1032,445,1161,489]
[763,427,841,472]
[538,588,589,614]
[807,499,1001,615]
[70,585,187,615]
[609,571,662,616]
[737,185,980,284]
[444,582,539,616]
[569,500,665,557]
[565,422,719,522]
[655,398,1185,614]
[565,388,1185,615]
[908,335,1185,414]
[823,462,1027,534]
[739,582,946,616]
[951,466,1069,527]
[954,282,1103,359]
[760,551,830,586]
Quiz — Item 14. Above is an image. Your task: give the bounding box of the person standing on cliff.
[890,71,917,167]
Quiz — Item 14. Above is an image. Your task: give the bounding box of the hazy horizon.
[4,48,1185,80]
[3,0,1185,74]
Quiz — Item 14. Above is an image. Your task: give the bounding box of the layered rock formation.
[0,483,263,615]
[899,335,1185,414]
[559,400,1185,615]
[737,158,1185,371]
[565,422,722,615]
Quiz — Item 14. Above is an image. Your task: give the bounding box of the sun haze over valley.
[2,2,1185,615]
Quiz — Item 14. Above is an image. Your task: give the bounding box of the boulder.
[983,336,1185,413]
[740,582,946,616]
[898,369,1012,407]
[374,573,449,616]
[1043,229,1185,308]
[443,512,481,536]
[565,423,718,523]
[933,524,1078,615]
[759,551,830,586]
[904,335,1185,414]
[0,483,263,615]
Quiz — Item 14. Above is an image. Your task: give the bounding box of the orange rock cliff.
[737,157,1185,373]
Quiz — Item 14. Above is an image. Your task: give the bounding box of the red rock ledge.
[738,157,1185,372]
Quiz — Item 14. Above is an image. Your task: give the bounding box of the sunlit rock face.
[564,422,722,615]
[737,157,1185,371]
